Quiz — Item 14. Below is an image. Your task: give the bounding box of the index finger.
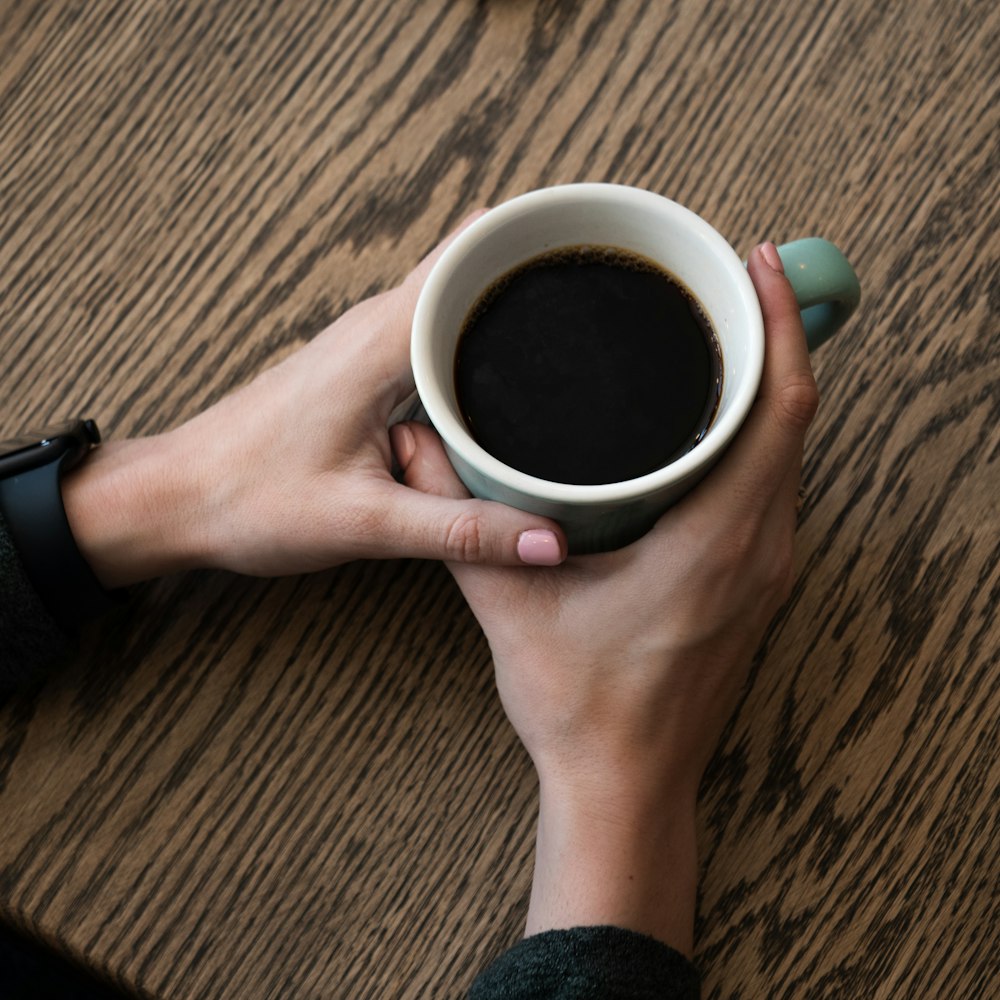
[680,243,819,521]
[751,242,820,441]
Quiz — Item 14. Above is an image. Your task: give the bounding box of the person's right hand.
[392,243,819,956]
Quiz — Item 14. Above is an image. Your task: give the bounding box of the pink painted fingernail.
[517,529,563,566]
[760,242,784,274]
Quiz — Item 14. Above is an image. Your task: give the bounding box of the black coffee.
[454,245,722,485]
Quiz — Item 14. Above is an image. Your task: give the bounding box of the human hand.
[394,243,819,953]
[62,214,566,587]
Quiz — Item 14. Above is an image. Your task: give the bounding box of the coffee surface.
[454,246,722,485]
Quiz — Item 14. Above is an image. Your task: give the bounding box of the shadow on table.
[0,921,134,1000]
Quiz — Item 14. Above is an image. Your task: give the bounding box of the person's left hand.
[63,214,566,587]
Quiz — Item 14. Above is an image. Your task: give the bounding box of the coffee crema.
[454,245,722,486]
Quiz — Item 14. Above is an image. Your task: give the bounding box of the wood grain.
[1,1,998,997]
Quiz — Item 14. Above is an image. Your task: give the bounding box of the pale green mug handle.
[774,238,861,350]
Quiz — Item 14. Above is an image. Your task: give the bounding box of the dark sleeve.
[469,926,700,1000]
[0,511,72,690]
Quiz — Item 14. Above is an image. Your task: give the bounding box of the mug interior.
[412,185,763,500]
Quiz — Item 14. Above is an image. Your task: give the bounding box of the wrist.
[62,431,211,588]
[527,772,699,956]
[517,680,708,810]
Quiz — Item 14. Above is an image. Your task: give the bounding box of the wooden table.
[1,2,997,997]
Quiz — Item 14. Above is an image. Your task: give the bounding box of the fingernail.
[517,529,563,566]
[390,423,416,469]
[760,242,784,274]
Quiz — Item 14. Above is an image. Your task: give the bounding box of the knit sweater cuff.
[469,925,700,1000]
[0,511,71,689]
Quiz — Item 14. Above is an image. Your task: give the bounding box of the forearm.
[528,774,699,958]
[62,430,210,589]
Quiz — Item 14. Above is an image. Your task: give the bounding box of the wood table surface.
[1,1,997,997]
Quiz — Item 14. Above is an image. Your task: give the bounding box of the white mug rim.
[411,183,764,505]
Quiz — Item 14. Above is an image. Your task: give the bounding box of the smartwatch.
[0,419,119,632]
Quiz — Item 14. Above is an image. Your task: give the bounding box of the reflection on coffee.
[454,246,722,485]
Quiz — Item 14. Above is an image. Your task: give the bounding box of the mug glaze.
[411,184,860,553]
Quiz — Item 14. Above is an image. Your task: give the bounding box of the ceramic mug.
[411,183,860,553]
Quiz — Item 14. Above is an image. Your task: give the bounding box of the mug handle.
[774,238,861,351]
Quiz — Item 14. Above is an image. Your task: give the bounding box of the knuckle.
[774,372,820,430]
[444,510,485,563]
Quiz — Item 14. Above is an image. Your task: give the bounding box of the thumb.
[382,422,567,566]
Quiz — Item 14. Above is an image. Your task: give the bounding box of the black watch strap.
[0,435,120,634]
